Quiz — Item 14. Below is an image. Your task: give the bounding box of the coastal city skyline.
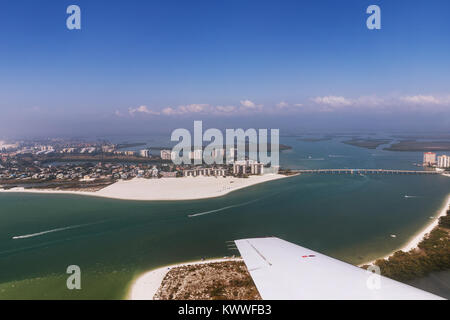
[1,131,449,300]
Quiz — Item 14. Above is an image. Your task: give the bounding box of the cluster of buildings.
[0,156,266,184]
[0,140,266,167]
[113,150,139,156]
[1,144,56,155]
[159,147,231,162]
[182,167,227,177]
[0,139,270,187]
[0,140,157,158]
[232,160,264,175]
[0,140,104,156]
[423,152,450,168]
[0,141,19,152]
[0,161,180,182]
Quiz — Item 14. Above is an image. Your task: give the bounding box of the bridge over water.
[293,169,439,175]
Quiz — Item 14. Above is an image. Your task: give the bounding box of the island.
[384,140,450,152]
[342,138,392,149]
[154,260,260,300]
[0,138,298,200]
[0,174,295,201]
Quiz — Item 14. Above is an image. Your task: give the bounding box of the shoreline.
[124,192,450,298]
[127,257,243,300]
[0,174,297,201]
[362,194,450,266]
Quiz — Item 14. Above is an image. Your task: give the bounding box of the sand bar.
[0,174,295,201]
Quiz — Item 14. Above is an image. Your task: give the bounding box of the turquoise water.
[0,137,449,299]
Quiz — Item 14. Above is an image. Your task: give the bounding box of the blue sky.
[0,0,449,137]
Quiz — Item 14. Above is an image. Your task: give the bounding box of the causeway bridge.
[293,169,439,175]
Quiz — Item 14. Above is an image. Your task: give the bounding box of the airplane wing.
[234,237,444,300]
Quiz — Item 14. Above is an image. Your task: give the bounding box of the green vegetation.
[342,138,391,149]
[439,214,450,228]
[384,140,450,152]
[1,179,113,191]
[391,134,450,140]
[154,261,261,300]
[363,209,450,282]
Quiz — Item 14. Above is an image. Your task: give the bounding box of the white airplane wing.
[234,237,444,300]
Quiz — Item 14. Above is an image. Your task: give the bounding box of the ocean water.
[0,137,449,299]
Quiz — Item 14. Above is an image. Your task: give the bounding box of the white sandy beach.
[363,194,450,265]
[0,174,293,201]
[127,257,242,300]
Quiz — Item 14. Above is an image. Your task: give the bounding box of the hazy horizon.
[1,0,449,137]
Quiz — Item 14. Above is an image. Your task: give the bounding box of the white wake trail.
[188,199,260,218]
[12,220,107,240]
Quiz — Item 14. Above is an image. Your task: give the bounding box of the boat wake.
[188,199,260,218]
[300,158,325,161]
[12,220,107,240]
[328,155,347,158]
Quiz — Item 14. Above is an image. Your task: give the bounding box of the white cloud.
[161,104,210,115]
[214,105,237,114]
[161,107,178,116]
[276,101,289,108]
[354,95,385,107]
[311,96,353,107]
[240,99,257,108]
[399,95,445,105]
[309,94,450,113]
[123,94,450,118]
[180,104,209,113]
[128,105,160,116]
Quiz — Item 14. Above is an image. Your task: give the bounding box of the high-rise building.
[139,149,149,157]
[212,148,224,159]
[189,149,203,161]
[423,152,437,166]
[232,160,264,175]
[437,155,450,168]
[160,149,172,160]
[226,147,236,164]
[102,145,115,153]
